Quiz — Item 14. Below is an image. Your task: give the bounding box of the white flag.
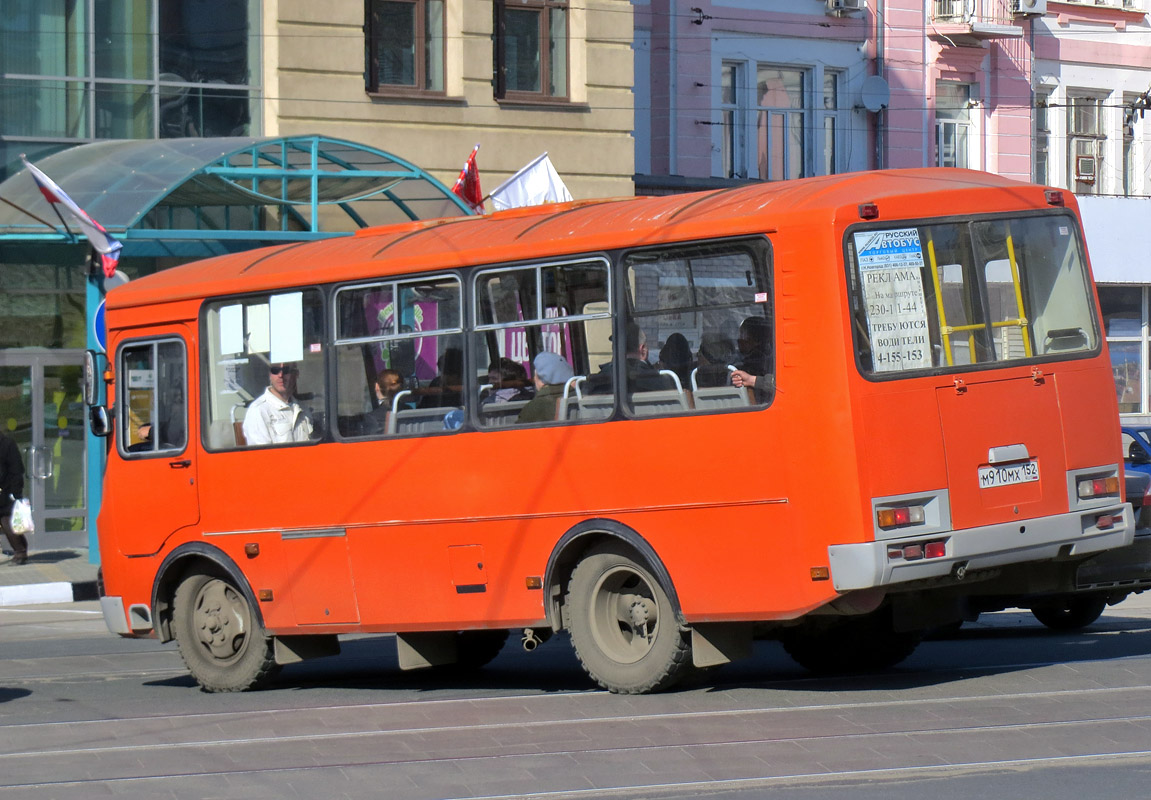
[489,153,573,211]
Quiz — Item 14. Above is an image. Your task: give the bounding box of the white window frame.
[935,81,974,169]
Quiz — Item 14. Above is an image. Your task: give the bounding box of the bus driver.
[242,362,315,445]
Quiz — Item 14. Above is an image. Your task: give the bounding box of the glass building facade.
[0,0,261,182]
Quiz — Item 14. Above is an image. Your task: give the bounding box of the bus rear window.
[848,214,1099,376]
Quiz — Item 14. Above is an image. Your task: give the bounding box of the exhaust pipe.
[521,628,546,651]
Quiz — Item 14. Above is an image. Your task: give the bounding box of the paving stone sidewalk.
[0,548,99,606]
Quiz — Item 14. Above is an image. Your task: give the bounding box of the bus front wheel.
[172,571,279,692]
[566,543,691,694]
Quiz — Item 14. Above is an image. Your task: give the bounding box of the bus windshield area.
[847,213,1099,376]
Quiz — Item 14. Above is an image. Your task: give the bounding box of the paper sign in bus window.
[219,304,243,356]
[246,304,269,355]
[270,292,305,364]
[854,228,932,372]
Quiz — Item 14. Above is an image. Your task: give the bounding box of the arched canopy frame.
[0,136,471,255]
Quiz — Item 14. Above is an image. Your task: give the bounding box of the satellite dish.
[860,75,890,113]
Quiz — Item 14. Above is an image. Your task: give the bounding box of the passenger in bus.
[242,361,315,445]
[375,368,404,409]
[586,322,673,394]
[736,316,772,376]
[517,352,574,424]
[657,333,693,387]
[419,347,463,408]
[483,357,534,405]
[362,368,406,435]
[695,332,737,388]
[730,367,774,404]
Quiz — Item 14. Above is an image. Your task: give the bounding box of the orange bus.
[92,168,1133,693]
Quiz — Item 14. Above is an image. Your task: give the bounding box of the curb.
[0,580,98,608]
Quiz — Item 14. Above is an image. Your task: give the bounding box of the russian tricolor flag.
[21,155,122,278]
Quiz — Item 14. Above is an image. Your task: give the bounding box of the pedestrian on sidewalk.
[0,430,27,565]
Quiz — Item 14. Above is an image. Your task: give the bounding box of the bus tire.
[439,629,510,671]
[782,611,921,675]
[172,571,278,692]
[1031,594,1107,631]
[566,543,691,694]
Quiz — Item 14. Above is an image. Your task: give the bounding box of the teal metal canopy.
[0,136,470,249]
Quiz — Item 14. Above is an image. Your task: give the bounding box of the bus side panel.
[857,386,949,520]
[1056,362,1125,471]
[192,411,850,631]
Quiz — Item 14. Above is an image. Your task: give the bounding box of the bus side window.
[334,275,464,439]
[622,238,774,416]
[119,339,188,456]
[473,260,614,428]
[202,291,326,449]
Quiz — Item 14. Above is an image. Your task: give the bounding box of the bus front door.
[109,332,199,557]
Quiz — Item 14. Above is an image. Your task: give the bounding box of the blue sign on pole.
[94,299,106,352]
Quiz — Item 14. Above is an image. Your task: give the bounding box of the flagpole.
[0,194,59,229]
[20,153,77,240]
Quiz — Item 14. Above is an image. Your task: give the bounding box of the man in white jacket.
[242,362,314,445]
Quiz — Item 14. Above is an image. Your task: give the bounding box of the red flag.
[451,144,483,213]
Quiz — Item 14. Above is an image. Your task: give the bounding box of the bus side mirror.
[89,406,111,438]
[83,350,103,406]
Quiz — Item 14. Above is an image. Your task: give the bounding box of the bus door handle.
[169,459,192,469]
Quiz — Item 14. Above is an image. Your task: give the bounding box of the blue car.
[1124,426,1151,481]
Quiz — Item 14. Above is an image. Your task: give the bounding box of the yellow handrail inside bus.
[926,237,953,367]
[1004,228,1033,358]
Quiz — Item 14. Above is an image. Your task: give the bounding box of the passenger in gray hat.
[517,351,574,424]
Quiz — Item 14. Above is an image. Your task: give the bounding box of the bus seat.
[206,420,235,449]
[388,406,463,435]
[574,395,614,420]
[630,389,689,417]
[691,385,752,410]
[478,400,531,427]
[230,403,249,446]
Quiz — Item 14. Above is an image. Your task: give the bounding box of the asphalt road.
[5,597,1151,799]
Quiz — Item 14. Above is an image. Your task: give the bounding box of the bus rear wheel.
[566,543,691,694]
[1031,594,1108,631]
[172,571,278,692]
[782,610,921,675]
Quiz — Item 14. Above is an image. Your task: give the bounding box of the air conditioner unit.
[1076,155,1097,182]
[1012,0,1047,15]
[826,0,865,17]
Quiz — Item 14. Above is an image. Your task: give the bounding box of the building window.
[1099,286,1145,414]
[1035,91,1050,185]
[720,62,746,178]
[365,0,445,94]
[1068,94,1105,196]
[494,0,569,100]
[936,82,972,169]
[756,66,806,181]
[0,0,260,181]
[1124,92,1137,197]
[822,71,842,177]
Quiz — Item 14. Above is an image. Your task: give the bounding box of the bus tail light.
[877,505,926,529]
[1077,475,1119,500]
[887,539,948,562]
[1096,514,1116,530]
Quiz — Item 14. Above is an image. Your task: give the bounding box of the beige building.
[266,0,636,202]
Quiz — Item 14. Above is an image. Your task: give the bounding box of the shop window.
[1099,286,1144,414]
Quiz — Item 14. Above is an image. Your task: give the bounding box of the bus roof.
[107,168,1057,311]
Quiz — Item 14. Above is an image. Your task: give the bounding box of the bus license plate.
[978,461,1039,489]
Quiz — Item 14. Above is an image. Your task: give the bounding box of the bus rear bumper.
[827,503,1134,593]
